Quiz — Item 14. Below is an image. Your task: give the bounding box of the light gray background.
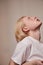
[0,0,43,65]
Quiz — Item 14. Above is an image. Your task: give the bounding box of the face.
[23,16,42,30]
[22,16,42,40]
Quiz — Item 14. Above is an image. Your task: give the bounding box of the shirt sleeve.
[11,42,26,65]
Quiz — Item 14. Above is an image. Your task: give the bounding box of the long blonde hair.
[15,16,28,42]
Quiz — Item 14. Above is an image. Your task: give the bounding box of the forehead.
[22,16,34,23]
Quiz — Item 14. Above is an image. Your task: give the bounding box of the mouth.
[34,22,42,30]
[38,22,42,27]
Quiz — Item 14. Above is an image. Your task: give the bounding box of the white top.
[11,36,43,65]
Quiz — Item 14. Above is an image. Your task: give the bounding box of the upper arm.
[11,43,26,65]
[10,38,31,65]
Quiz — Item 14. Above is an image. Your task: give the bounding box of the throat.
[27,30,40,41]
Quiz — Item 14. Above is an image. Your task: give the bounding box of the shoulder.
[17,36,32,49]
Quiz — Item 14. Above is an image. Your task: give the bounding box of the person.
[9,16,43,65]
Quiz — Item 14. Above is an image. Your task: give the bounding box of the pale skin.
[9,17,43,65]
[9,59,43,65]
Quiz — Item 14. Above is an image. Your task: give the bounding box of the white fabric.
[11,36,43,65]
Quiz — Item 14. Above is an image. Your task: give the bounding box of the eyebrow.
[28,17,30,19]
[34,17,37,19]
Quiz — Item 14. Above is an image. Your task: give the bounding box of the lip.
[38,22,42,27]
[35,22,42,30]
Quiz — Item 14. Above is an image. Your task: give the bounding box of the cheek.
[26,22,34,29]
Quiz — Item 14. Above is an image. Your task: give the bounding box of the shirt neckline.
[28,36,40,43]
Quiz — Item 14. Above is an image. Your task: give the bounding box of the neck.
[27,30,40,41]
[29,35,40,41]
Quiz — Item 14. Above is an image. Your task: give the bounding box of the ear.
[22,26,30,33]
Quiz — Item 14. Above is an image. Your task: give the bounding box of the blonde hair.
[15,16,28,42]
